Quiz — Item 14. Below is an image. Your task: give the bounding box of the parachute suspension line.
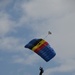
[43,34,49,39]
[43,31,52,39]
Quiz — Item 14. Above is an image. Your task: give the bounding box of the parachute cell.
[25,38,56,62]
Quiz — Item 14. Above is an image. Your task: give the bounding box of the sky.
[0,0,75,75]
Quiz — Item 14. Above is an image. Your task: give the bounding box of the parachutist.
[39,67,44,75]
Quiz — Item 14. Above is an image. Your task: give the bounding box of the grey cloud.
[22,0,75,19]
[0,0,13,10]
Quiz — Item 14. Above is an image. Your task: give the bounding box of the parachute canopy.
[25,38,56,62]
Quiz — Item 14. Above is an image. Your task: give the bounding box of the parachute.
[25,38,56,62]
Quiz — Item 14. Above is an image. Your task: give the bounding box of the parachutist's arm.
[39,67,44,75]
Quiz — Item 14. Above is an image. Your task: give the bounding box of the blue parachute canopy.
[25,38,56,62]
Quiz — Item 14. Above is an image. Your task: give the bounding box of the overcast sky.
[0,0,75,75]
